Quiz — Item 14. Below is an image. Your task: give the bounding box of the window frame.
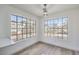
[10,14,36,42]
[44,16,68,40]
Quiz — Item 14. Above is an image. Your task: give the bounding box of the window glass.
[44,16,68,39]
[11,15,36,42]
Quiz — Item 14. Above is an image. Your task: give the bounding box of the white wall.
[0,4,79,54]
[0,5,39,54]
[40,8,79,51]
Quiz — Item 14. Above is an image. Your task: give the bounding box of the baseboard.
[39,41,79,55]
[13,41,39,55]
[13,41,79,55]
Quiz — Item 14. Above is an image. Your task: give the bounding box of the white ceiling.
[11,4,79,17]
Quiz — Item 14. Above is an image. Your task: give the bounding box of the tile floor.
[16,42,74,55]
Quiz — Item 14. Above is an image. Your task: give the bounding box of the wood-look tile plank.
[17,43,73,55]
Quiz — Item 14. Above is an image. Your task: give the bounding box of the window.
[44,16,68,39]
[11,15,36,42]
